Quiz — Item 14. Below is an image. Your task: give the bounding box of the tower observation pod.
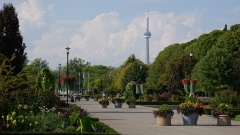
[144,7,151,64]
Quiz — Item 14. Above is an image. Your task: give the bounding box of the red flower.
[190,79,198,84]
[181,79,190,84]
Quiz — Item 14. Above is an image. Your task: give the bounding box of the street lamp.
[58,63,61,97]
[189,51,193,80]
[78,72,81,94]
[66,47,70,105]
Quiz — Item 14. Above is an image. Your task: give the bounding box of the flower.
[213,103,236,119]
[112,96,125,103]
[182,79,190,84]
[177,101,204,116]
[190,79,198,84]
[153,104,174,118]
[98,98,110,105]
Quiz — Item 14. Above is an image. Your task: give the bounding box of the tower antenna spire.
[144,1,151,64]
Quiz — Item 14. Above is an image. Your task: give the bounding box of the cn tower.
[144,7,151,64]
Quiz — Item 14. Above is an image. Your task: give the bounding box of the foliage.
[177,101,204,116]
[146,24,240,94]
[193,48,236,93]
[98,98,110,105]
[36,68,55,94]
[126,96,136,105]
[60,76,77,92]
[112,54,147,92]
[112,96,125,103]
[0,54,28,115]
[213,103,236,119]
[234,115,240,121]
[153,104,174,118]
[213,89,240,108]
[0,3,27,75]
[23,58,49,89]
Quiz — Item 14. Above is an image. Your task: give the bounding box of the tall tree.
[0,3,27,75]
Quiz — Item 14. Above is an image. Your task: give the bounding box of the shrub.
[214,89,240,108]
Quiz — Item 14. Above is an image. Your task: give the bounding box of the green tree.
[0,3,27,75]
[36,68,55,94]
[193,48,236,94]
[23,58,49,89]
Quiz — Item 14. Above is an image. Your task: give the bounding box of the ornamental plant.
[153,104,174,118]
[181,78,198,97]
[177,101,204,116]
[98,98,110,106]
[126,96,136,105]
[213,103,236,119]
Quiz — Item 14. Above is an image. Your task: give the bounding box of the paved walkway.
[63,97,240,135]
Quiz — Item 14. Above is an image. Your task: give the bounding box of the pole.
[79,72,81,94]
[67,52,69,104]
[88,73,90,92]
[66,47,70,105]
[58,64,61,97]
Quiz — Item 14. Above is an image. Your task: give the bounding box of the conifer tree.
[0,3,27,75]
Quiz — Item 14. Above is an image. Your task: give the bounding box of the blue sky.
[0,0,240,70]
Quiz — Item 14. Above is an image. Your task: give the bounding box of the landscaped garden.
[1,2,240,134]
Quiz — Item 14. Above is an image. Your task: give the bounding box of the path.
[63,97,240,135]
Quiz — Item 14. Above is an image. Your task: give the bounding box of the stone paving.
[63,97,240,135]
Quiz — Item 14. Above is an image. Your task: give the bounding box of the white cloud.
[28,10,203,69]
[16,0,52,32]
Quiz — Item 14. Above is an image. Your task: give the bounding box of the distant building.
[143,7,151,64]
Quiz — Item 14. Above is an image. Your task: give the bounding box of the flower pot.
[156,115,171,126]
[128,102,136,108]
[99,104,108,108]
[84,97,90,101]
[114,101,123,108]
[217,115,231,126]
[182,113,199,125]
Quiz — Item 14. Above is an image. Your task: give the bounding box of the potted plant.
[213,103,236,126]
[153,104,174,126]
[82,94,91,101]
[112,96,125,108]
[98,98,110,108]
[126,96,137,108]
[93,94,101,102]
[177,101,204,125]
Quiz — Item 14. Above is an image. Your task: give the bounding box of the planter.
[114,101,123,108]
[99,104,108,108]
[217,115,231,126]
[84,97,90,101]
[94,98,98,102]
[156,115,171,126]
[182,113,199,125]
[128,102,136,108]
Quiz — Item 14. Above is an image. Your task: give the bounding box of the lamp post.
[78,72,81,94]
[58,64,61,97]
[66,47,70,105]
[189,51,193,80]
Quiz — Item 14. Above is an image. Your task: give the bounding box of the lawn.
[234,115,240,121]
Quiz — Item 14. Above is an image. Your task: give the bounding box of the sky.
[0,0,240,70]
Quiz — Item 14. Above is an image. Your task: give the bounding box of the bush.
[214,89,240,108]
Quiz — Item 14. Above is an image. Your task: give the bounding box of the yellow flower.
[12,111,16,116]
[13,120,17,125]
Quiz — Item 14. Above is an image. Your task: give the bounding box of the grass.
[234,115,240,121]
